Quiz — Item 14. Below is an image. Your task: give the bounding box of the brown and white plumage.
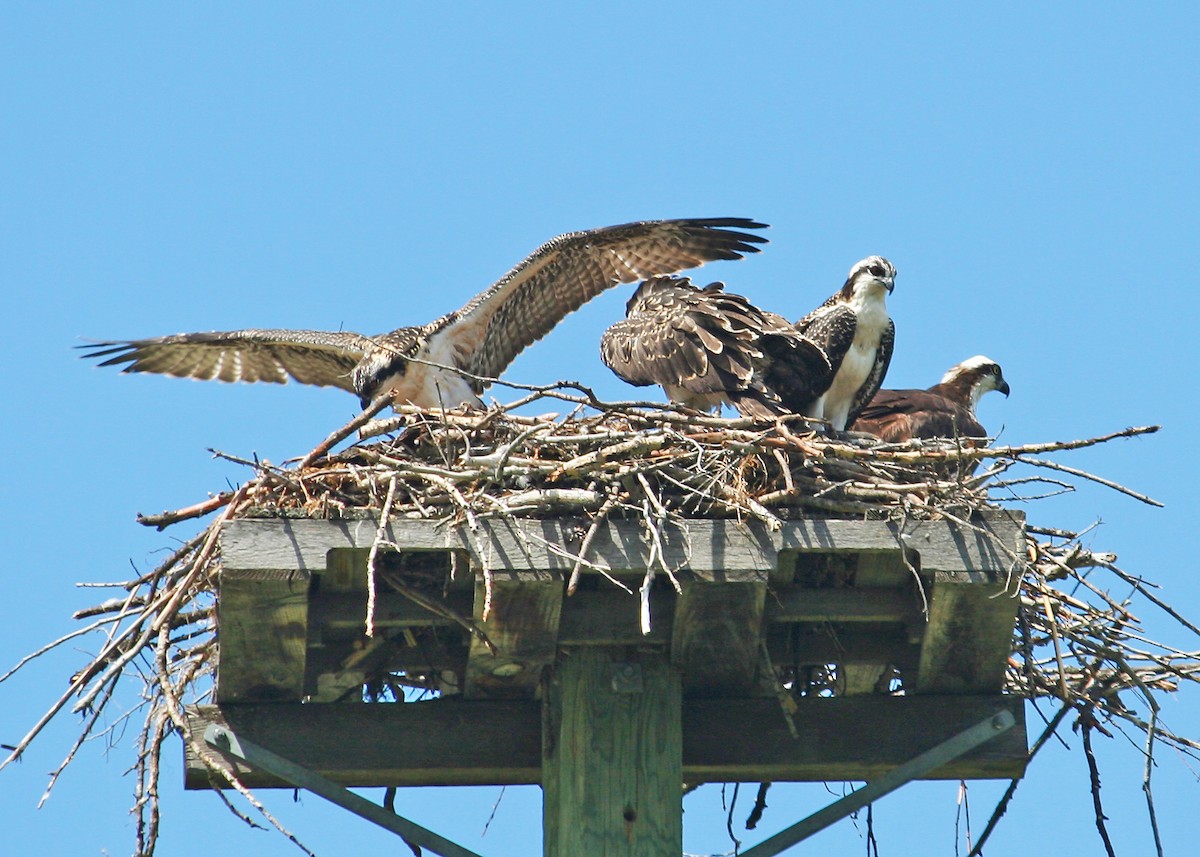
[795,256,896,430]
[852,355,1010,442]
[599,276,831,418]
[80,217,767,408]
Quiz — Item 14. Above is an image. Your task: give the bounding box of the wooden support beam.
[215,568,310,703]
[684,695,1025,783]
[183,695,1026,789]
[767,586,919,624]
[542,649,682,857]
[219,513,1025,582]
[184,699,540,789]
[559,586,672,645]
[835,551,913,695]
[305,585,919,643]
[915,582,1020,693]
[672,581,766,695]
[779,626,921,668]
[308,589,475,631]
[464,569,562,698]
[215,512,1026,701]
[303,585,920,650]
[915,513,1025,693]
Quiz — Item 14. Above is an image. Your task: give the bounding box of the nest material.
[0,387,1189,857]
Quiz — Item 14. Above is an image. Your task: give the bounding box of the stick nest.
[1,387,1191,857]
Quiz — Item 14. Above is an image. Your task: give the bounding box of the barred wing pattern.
[600,275,829,417]
[456,218,768,382]
[81,217,768,408]
[79,329,377,394]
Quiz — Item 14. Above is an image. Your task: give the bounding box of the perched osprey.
[599,276,831,418]
[80,218,767,409]
[852,355,1010,441]
[795,256,896,431]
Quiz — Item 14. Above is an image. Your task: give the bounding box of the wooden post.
[542,648,682,857]
[672,581,765,695]
[464,568,562,698]
[914,513,1024,693]
[215,568,310,703]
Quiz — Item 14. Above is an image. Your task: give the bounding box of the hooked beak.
[998,379,1011,397]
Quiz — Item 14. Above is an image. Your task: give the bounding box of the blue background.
[2,5,1196,855]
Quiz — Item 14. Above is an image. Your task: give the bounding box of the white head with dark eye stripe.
[841,255,896,301]
[942,355,1011,405]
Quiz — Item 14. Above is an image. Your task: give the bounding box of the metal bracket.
[204,724,484,857]
[740,709,1017,856]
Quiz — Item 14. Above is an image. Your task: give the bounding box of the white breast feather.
[816,290,889,430]
[420,333,483,406]
[375,330,484,408]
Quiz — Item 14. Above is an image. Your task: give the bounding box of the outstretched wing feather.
[600,276,760,396]
[446,218,767,381]
[79,329,374,394]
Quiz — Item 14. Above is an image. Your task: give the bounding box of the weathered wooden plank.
[883,513,1024,578]
[684,694,1027,783]
[768,587,919,624]
[183,695,1026,789]
[304,585,915,641]
[915,581,1021,693]
[183,699,541,789]
[672,582,766,695]
[914,512,1025,693]
[464,569,562,698]
[219,513,1025,579]
[543,649,682,857]
[215,568,310,703]
[559,586,672,645]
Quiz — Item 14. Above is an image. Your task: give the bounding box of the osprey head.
[352,349,406,408]
[843,256,896,299]
[943,355,1010,405]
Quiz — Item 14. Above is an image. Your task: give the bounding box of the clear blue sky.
[2,4,1197,855]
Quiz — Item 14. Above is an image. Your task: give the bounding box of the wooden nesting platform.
[186,510,1028,790]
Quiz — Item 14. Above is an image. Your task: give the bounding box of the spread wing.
[600,277,762,395]
[438,217,768,382]
[79,329,376,393]
[846,319,894,426]
[600,276,829,417]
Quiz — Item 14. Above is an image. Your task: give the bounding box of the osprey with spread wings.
[81,218,767,409]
